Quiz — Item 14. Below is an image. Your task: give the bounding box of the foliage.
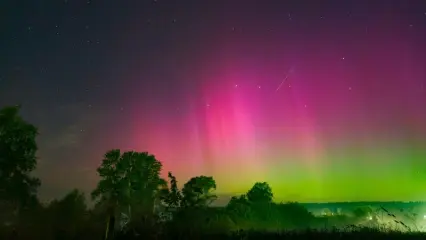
[0,105,41,225]
[91,150,166,238]
[91,149,126,238]
[181,175,217,208]
[47,189,88,237]
[91,149,128,207]
[160,172,182,211]
[123,151,167,218]
[246,182,273,203]
[273,202,315,229]
[227,194,252,219]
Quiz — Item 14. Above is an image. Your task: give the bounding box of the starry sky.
[1,0,426,203]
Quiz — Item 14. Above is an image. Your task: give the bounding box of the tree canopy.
[246,182,273,203]
[91,149,167,239]
[181,175,217,208]
[0,105,40,211]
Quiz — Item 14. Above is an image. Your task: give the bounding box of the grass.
[2,205,426,239]
[114,228,426,240]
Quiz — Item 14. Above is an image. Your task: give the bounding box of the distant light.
[423,214,426,220]
[367,216,373,220]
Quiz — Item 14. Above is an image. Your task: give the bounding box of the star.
[348,87,352,91]
[341,57,345,60]
[234,84,238,88]
[257,85,261,89]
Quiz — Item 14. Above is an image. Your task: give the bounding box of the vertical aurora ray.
[252,68,328,201]
[283,76,326,198]
[198,69,267,191]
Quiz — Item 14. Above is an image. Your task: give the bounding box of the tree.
[48,189,88,237]
[91,150,167,239]
[0,105,40,223]
[181,176,217,208]
[274,202,314,229]
[161,172,182,210]
[91,149,129,240]
[124,151,167,219]
[226,194,252,219]
[246,182,273,203]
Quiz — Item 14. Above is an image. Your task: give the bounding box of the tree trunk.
[105,214,115,240]
[105,206,116,240]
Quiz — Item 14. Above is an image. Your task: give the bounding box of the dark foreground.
[117,230,426,240]
[115,230,426,240]
[2,228,426,240]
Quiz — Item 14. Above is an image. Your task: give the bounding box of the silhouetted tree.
[92,150,167,239]
[48,189,88,238]
[160,172,182,212]
[246,182,273,203]
[123,151,167,221]
[181,176,217,208]
[91,149,129,240]
[274,202,315,229]
[0,105,40,225]
[227,194,252,219]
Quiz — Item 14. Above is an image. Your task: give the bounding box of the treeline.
[0,105,423,240]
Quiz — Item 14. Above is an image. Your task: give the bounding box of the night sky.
[1,0,426,203]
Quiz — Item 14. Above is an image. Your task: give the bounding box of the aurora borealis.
[1,1,425,203]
